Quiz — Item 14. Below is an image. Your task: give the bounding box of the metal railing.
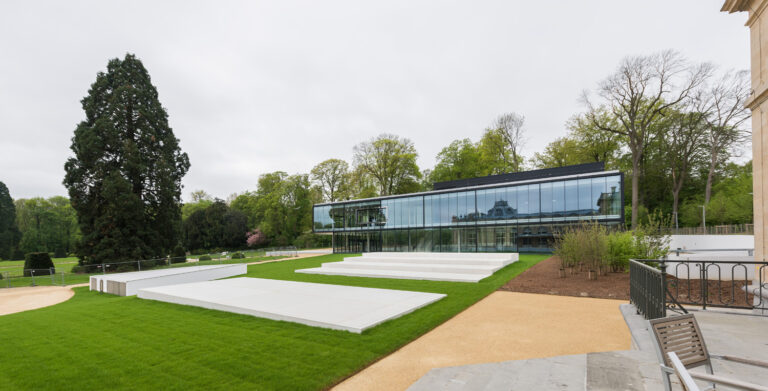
[629,260,668,320]
[662,259,766,311]
[631,258,767,318]
[659,224,754,236]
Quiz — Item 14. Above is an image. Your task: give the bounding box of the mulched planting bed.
[667,277,754,307]
[500,255,630,300]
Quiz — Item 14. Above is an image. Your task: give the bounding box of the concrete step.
[344,256,511,267]
[361,252,518,262]
[325,261,502,274]
[295,266,489,282]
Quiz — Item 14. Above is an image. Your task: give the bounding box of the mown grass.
[0,255,284,289]
[0,253,548,390]
[0,257,80,274]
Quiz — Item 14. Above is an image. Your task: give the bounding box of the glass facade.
[314,172,623,253]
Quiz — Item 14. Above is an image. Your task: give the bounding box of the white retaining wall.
[89,264,247,296]
[668,235,754,252]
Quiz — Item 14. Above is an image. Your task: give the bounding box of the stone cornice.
[721,0,751,13]
[746,0,768,26]
[745,81,768,109]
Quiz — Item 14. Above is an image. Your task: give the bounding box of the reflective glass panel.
[591,177,607,216]
[565,180,578,217]
[578,179,592,216]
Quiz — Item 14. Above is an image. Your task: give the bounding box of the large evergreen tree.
[64,54,190,264]
[0,181,21,260]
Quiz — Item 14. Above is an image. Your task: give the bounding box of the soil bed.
[666,277,754,308]
[500,256,629,300]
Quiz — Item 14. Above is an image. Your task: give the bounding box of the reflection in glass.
[540,182,553,218]
[591,177,607,216]
[577,179,592,216]
[565,180,578,217]
[551,181,564,218]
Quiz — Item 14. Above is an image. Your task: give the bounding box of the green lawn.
[0,253,548,390]
[0,257,80,274]
[0,255,284,288]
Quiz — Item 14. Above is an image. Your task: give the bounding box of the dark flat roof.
[433,162,606,191]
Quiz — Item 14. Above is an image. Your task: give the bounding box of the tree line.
[0,50,754,264]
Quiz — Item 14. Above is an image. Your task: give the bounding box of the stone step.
[295,266,489,282]
[325,260,502,274]
[361,252,518,261]
[343,256,511,267]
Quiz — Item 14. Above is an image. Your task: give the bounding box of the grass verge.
[0,253,548,390]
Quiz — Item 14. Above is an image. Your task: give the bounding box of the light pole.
[700,205,706,233]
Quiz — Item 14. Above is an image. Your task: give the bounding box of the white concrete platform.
[137,277,445,333]
[89,264,247,296]
[296,252,518,282]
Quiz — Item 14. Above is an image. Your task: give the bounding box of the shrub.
[230,252,245,259]
[53,248,67,258]
[139,260,157,269]
[199,255,212,261]
[10,249,25,261]
[116,264,136,273]
[606,231,634,271]
[23,253,55,277]
[246,229,267,248]
[293,233,331,249]
[170,245,186,264]
[70,265,85,274]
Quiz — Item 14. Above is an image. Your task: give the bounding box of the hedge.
[24,252,55,277]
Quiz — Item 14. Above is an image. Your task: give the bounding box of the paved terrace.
[409,305,768,390]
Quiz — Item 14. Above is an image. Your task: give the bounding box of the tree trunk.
[631,156,640,229]
[705,149,718,204]
[672,187,680,226]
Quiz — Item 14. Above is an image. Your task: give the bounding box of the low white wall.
[89,264,247,296]
[668,235,754,251]
[124,264,247,296]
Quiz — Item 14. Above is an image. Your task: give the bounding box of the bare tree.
[661,106,707,227]
[693,70,751,204]
[583,50,712,228]
[491,113,526,171]
[310,159,349,202]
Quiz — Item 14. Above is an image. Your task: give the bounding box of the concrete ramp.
[296,252,518,282]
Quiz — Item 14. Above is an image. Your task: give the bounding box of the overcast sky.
[0,0,750,202]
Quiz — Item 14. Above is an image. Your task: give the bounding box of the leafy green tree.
[310,159,349,202]
[346,166,381,199]
[230,172,314,246]
[429,139,484,183]
[183,200,248,250]
[0,181,21,260]
[531,137,584,169]
[353,134,420,196]
[64,54,190,264]
[477,128,517,174]
[182,199,213,222]
[15,197,79,255]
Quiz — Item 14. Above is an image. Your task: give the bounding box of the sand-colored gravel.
[0,284,85,316]
[333,291,631,391]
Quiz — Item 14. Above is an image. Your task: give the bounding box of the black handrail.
[633,259,767,314]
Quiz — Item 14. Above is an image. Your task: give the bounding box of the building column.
[722,0,768,281]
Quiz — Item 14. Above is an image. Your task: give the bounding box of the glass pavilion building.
[313,163,623,253]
